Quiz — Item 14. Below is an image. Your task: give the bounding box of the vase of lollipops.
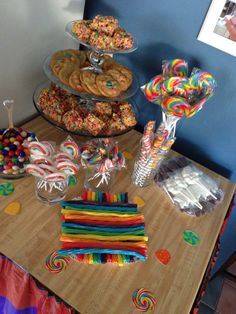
[80,138,125,192]
[132,118,177,187]
[132,59,217,188]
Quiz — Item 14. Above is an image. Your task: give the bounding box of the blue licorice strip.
[61,200,137,209]
[58,248,146,260]
[62,222,145,233]
[61,204,138,212]
[63,221,144,229]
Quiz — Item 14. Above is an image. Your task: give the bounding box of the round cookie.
[50,49,81,68]
[69,70,85,92]
[102,55,118,71]
[51,59,68,76]
[58,63,78,86]
[96,74,122,97]
[106,68,131,91]
[80,70,101,96]
[112,64,133,86]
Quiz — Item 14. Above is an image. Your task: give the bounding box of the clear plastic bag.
[155,157,224,216]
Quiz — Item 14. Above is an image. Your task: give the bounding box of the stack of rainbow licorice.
[46,191,148,271]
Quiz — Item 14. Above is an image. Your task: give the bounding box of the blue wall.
[84,0,236,182]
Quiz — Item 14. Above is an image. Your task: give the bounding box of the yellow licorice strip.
[88,254,93,264]
[61,209,139,218]
[92,191,96,201]
[118,254,124,266]
[60,236,147,247]
[61,233,148,242]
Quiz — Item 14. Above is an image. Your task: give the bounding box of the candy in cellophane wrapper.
[154,157,224,216]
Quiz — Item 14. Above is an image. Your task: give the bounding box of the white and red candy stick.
[56,161,79,175]
[28,142,51,156]
[25,164,46,177]
[44,172,67,182]
[31,156,53,166]
[60,140,79,159]
[55,152,73,163]
[37,164,55,174]
[41,141,55,155]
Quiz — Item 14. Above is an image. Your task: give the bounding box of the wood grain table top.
[0,116,235,314]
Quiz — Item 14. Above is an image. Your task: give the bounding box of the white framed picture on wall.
[198,0,236,57]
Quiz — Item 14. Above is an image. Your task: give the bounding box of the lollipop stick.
[3,99,14,129]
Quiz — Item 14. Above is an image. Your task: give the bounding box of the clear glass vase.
[84,167,116,192]
[132,154,165,187]
[35,177,68,204]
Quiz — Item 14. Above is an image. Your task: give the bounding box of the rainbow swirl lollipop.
[45,251,70,273]
[161,96,190,118]
[144,75,162,104]
[189,70,216,100]
[161,77,191,98]
[162,59,188,78]
[132,288,156,313]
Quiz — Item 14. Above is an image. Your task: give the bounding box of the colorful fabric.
[0,255,74,314]
[56,192,148,266]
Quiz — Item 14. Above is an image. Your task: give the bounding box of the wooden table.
[0,116,235,314]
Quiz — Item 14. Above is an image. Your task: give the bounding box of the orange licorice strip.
[112,254,118,264]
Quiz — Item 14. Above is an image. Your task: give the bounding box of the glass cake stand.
[65,20,138,54]
[33,81,139,138]
[66,20,137,73]
[43,55,139,102]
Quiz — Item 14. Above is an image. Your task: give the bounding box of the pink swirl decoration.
[45,251,70,273]
[132,288,156,313]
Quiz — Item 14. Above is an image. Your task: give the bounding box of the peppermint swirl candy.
[132,288,156,313]
[45,251,70,273]
[144,75,162,104]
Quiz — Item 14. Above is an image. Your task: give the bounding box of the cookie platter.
[35,15,139,138]
[43,53,139,102]
[33,82,139,137]
[65,20,138,54]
